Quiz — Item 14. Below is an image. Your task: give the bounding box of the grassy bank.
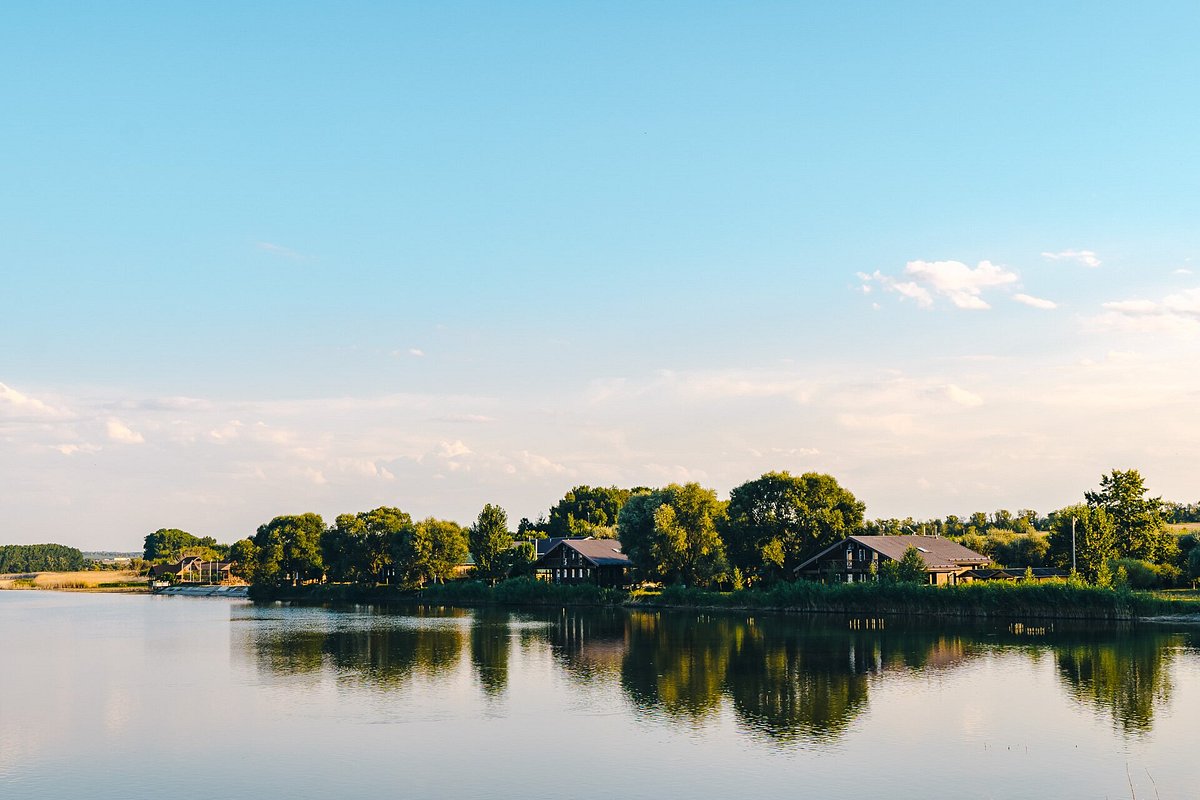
[250,577,1200,620]
[250,576,627,606]
[637,580,1197,620]
[0,570,148,592]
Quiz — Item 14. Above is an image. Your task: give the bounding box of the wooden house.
[533,539,633,588]
[793,535,990,586]
[148,555,235,584]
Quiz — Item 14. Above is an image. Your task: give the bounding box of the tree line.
[0,544,85,573]
[139,467,1200,591]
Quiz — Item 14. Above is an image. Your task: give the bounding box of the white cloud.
[861,260,1018,310]
[1012,293,1058,310]
[1092,287,1200,334]
[0,382,64,418]
[439,440,472,458]
[944,385,984,407]
[408,348,425,358]
[105,419,144,444]
[1174,268,1193,275]
[1041,249,1101,268]
[53,443,101,456]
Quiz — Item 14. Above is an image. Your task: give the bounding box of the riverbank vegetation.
[138,467,1200,615]
[0,544,86,573]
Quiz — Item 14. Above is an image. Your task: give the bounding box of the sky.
[3,2,1199,549]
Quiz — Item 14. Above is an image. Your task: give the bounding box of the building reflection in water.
[239,604,1189,742]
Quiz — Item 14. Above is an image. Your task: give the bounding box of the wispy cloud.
[0,382,67,418]
[1012,293,1058,310]
[105,419,145,444]
[860,260,1018,310]
[255,241,310,261]
[1041,249,1101,268]
[1092,287,1200,334]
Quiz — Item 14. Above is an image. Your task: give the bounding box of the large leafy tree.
[396,518,468,586]
[1048,503,1117,583]
[227,538,258,581]
[469,504,513,584]
[143,528,222,562]
[723,471,866,584]
[547,485,634,537]
[618,483,727,587]
[1085,469,1176,563]
[251,513,326,587]
[323,507,412,584]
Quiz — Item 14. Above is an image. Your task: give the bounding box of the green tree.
[396,518,468,586]
[1048,503,1116,583]
[251,514,326,587]
[896,546,928,583]
[227,538,258,581]
[618,483,727,587]
[323,507,412,584]
[143,529,220,562]
[546,485,633,537]
[723,471,866,584]
[1085,469,1177,564]
[469,504,513,584]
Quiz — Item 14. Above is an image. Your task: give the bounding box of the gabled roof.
[794,535,989,573]
[535,538,632,568]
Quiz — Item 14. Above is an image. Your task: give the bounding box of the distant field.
[1169,522,1200,533]
[0,570,146,591]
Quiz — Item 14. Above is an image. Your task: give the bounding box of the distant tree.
[323,507,412,584]
[1085,469,1176,564]
[469,504,513,584]
[0,544,85,573]
[546,485,633,537]
[896,547,928,583]
[1189,547,1200,583]
[618,484,727,587]
[723,471,865,584]
[397,518,468,586]
[143,529,220,562]
[1048,503,1116,583]
[227,538,258,581]
[251,514,326,587]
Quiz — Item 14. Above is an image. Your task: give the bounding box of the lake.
[1,591,1197,799]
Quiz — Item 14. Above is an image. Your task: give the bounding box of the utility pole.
[1071,516,1077,574]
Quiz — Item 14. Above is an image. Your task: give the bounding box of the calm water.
[1,592,1198,799]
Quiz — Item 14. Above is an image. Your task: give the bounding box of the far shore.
[0,570,149,593]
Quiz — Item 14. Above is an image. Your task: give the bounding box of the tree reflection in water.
[241,605,1189,742]
[1053,629,1185,734]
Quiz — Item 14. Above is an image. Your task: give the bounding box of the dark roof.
[795,535,989,573]
[535,538,633,568]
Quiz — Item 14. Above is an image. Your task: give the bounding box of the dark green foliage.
[419,576,627,606]
[1048,504,1116,582]
[0,543,85,572]
[896,547,928,583]
[323,507,412,584]
[1109,558,1181,589]
[142,528,221,562]
[468,504,513,584]
[395,518,468,586]
[645,580,1182,620]
[546,485,633,537]
[252,513,326,587]
[723,471,865,584]
[1085,469,1176,563]
[618,483,727,587]
[227,538,258,580]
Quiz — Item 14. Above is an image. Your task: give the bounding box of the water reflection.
[1053,631,1180,733]
[239,605,1192,741]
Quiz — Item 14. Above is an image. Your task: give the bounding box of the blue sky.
[3,2,1199,548]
